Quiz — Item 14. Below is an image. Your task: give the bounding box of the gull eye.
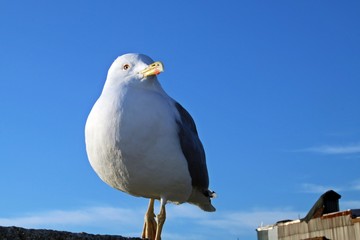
[123,64,131,71]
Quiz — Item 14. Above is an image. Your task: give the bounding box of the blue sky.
[1,1,359,239]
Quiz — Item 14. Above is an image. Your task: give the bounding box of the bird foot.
[142,199,157,240]
[141,198,166,240]
[142,214,157,240]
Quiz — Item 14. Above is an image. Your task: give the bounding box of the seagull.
[85,53,216,240]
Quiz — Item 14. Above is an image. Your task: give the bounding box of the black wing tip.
[204,190,217,199]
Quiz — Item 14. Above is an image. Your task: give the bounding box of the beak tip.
[140,61,164,77]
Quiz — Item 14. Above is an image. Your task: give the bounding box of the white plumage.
[85,53,215,240]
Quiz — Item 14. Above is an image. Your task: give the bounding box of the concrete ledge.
[0,226,142,240]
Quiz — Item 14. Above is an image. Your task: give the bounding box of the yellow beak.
[139,61,164,77]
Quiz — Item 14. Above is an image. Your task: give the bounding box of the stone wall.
[0,226,142,240]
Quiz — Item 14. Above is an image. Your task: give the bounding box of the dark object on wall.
[302,190,341,223]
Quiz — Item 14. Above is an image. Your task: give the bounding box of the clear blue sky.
[1,1,359,239]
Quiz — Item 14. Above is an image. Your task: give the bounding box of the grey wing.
[174,101,210,192]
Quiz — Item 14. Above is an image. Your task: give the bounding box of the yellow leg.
[142,198,157,240]
[155,198,166,240]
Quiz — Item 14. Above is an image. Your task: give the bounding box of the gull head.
[103,53,164,91]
